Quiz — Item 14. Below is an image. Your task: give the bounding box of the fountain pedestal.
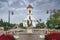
[27,26,33,34]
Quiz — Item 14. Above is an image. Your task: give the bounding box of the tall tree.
[36,22,45,28]
[46,10,60,29]
[0,19,3,27]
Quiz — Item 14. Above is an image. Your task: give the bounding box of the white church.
[23,4,37,27]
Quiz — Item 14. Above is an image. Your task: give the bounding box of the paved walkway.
[14,32,45,40]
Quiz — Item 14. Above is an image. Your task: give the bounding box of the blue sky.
[0,0,60,24]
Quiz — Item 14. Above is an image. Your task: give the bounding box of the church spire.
[27,4,33,8]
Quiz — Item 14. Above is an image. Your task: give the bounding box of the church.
[23,4,37,27]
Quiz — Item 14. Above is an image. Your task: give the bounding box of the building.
[23,4,36,27]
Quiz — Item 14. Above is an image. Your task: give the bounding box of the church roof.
[27,4,33,8]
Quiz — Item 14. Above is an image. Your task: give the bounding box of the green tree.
[0,19,15,30]
[36,22,45,28]
[0,19,3,27]
[46,20,55,29]
[19,23,23,27]
[46,10,60,29]
[19,23,26,28]
[36,23,40,28]
[52,10,60,25]
[19,23,25,28]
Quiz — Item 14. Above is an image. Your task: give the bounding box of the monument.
[23,4,36,33]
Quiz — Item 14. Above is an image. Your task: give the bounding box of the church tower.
[27,4,33,15]
[27,4,33,27]
[23,4,36,28]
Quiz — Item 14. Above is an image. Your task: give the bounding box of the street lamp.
[8,10,14,28]
[50,10,53,28]
[47,10,53,29]
[7,2,14,28]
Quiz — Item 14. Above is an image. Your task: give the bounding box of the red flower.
[45,32,60,40]
[0,34,15,40]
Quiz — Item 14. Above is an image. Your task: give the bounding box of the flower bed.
[0,33,16,40]
[34,29,39,32]
[45,32,60,40]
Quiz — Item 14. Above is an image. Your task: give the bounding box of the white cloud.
[0,0,60,23]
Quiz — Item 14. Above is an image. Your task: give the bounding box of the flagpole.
[8,10,10,24]
[7,1,10,28]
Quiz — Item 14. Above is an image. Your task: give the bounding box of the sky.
[0,0,60,24]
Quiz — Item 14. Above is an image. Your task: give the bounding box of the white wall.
[23,20,36,27]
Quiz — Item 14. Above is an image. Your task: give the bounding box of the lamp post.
[8,10,14,28]
[47,10,53,29]
[7,2,14,29]
[50,10,53,28]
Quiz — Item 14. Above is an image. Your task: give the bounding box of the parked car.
[55,24,60,29]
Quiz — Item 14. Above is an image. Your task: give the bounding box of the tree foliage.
[46,10,60,29]
[0,19,15,30]
[36,22,45,28]
[19,23,26,28]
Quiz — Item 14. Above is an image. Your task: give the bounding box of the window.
[29,10,31,13]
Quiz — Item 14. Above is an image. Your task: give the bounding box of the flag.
[11,11,14,15]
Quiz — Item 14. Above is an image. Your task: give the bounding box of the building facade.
[23,4,36,27]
